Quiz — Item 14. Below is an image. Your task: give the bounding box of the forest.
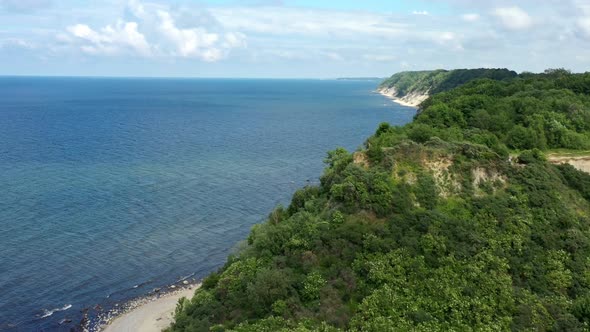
[378,68,518,97]
[167,69,590,332]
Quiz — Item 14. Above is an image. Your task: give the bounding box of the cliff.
[167,69,590,332]
[377,68,517,107]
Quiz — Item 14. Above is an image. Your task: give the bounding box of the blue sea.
[0,77,415,331]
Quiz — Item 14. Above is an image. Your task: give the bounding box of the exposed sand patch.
[377,87,429,108]
[353,151,370,168]
[472,167,507,196]
[548,155,590,174]
[425,158,460,198]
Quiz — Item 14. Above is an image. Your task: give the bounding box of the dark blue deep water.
[0,77,415,331]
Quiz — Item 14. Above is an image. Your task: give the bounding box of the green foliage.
[507,125,539,150]
[302,271,326,301]
[379,68,517,97]
[379,70,590,153]
[288,187,321,215]
[417,73,590,151]
[351,251,514,331]
[407,123,436,143]
[518,149,547,164]
[557,164,590,200]
[168,69,590,332]
[414,173,438,209]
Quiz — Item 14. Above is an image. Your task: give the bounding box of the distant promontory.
[378,68,517,107]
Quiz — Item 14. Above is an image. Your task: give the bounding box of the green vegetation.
[379,68,517,98]
[168,69,590,332]
[413,69,590,151]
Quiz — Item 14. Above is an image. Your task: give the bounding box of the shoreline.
[97,283,200,332]
[377,87,427,108]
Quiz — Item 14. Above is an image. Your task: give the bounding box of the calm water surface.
[0,78,415,331]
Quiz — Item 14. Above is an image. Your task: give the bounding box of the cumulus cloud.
[61,0,246,61]
[157,10,245,61]
[412,10,430,15]
[435,31,464,51]
[157,11,219,58]
[493,6,533,30]
[67,21,152,56]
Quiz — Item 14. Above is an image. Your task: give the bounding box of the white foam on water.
[40,304,72,318]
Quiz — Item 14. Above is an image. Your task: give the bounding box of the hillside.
[378,68,517,107]
[167,70,590,332]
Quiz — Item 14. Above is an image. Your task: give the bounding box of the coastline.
[98,283,200,332]
[377,87,428,108]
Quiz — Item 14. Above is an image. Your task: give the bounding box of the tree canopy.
[167,69,590,332]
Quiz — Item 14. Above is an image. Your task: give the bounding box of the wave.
[178,272,196,282]
[106,279,154,298]
[39,304,72,318]
[133,279,153,289]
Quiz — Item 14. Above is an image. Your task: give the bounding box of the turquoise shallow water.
[0,77,415,331]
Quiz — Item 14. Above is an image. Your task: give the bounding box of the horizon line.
[0,74,387,80]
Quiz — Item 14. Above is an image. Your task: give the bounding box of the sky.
[0,0,589,78]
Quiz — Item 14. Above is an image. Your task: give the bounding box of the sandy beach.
[101,285,199,332]
[377,87,427,108]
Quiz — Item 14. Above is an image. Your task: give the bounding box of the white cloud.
[223,32,247,49]
[462,13,480,22]
[67,21,152,56]
[412,10,430,16]
[157,10,219,59]
[127,0,146,19]
[0,38,36,49]
[68,24,100,44]
[209,7,408,39]
[157,10,245,61]
[60,1,246,61]
[435,31,464,51]
[5,0,590,76]
[493,6,533,30]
